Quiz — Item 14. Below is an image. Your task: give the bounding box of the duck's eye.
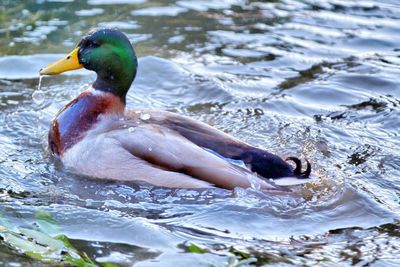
[90,40,101,48]
[81,39,100,49]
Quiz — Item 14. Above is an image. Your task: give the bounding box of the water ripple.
[0,0,399,265]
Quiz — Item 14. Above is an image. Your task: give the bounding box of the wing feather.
[108,123,276,190]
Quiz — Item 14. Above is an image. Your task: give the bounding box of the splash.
[32,75,45,105]
[247,173,262,191]
[37,75,43,91]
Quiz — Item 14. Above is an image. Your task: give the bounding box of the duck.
[39,28,313,190]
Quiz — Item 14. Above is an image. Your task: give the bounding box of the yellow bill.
[40,47,83,75]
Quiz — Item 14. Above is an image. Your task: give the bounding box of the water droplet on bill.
[128,127,135,133]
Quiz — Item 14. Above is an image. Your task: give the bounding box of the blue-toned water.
[0,0,399,266]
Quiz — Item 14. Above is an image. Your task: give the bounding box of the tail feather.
[286,157,312,179]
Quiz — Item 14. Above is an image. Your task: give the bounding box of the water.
[0,0,400,266]
[32,75,45,105]
[139,113,151,120]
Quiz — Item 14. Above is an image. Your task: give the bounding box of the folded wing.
[108,122,277,190]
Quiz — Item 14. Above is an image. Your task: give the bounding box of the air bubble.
[32,90,45,105]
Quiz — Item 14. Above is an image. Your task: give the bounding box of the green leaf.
[228,247,251,260]
[35,210,61,236]
[19,228,65,251]
[55,234,77,251]
[0,211,119,266]
[320,257,330,262]
[99,262,121,267]
[186,243,209,254]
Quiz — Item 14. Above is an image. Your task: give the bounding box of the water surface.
[0,0,399,266]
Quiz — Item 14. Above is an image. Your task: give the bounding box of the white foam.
[273,174,319,186]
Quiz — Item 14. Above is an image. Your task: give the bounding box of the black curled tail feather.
[286,157,302,174]
[286,157,311,179]
[240,150,294,179]
[303,160,311,177]
[239,149,312,180]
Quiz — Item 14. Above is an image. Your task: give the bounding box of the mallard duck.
[40,28,312,190]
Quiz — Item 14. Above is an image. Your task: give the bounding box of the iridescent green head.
[40,28,138,103]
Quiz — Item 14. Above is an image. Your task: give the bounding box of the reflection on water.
[0,0,400,266]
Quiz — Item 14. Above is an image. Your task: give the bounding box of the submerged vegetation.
[0,210,117,266]
[0,0,400,266]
